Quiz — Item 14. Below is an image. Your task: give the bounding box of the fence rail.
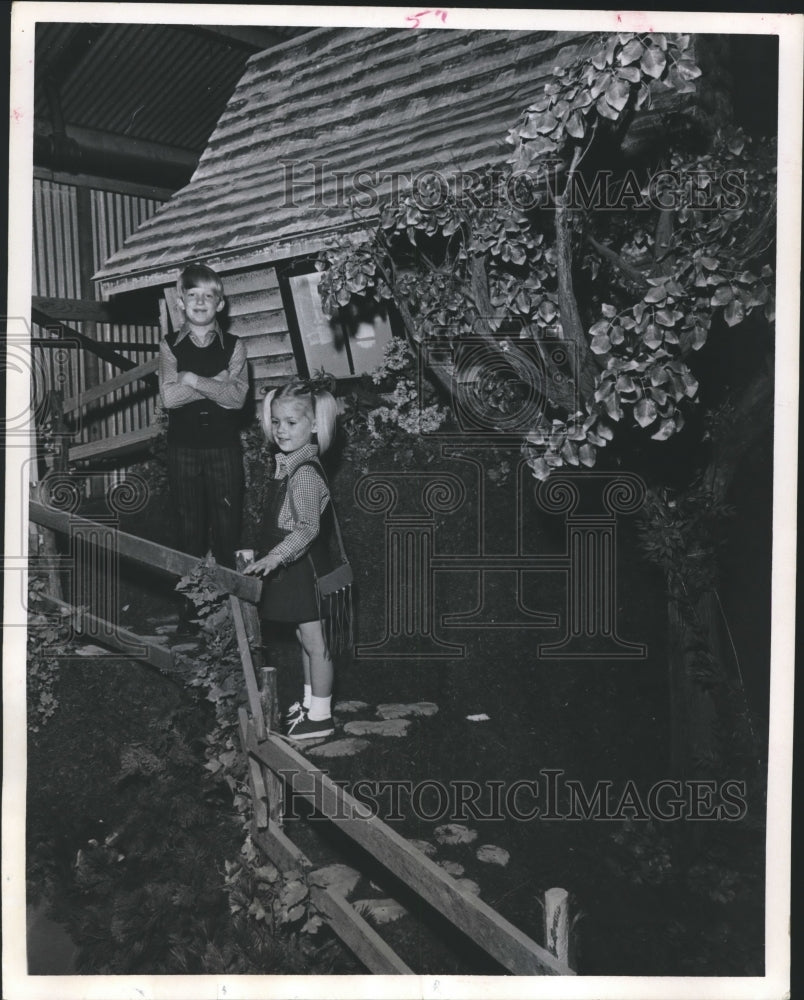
[28,500,574,975]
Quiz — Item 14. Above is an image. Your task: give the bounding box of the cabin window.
[282,268,393,379]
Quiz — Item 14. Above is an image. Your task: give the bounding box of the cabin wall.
[220,267,297,396]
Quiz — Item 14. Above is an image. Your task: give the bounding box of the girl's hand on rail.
[243,552,283,577]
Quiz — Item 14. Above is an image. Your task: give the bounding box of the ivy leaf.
[723,297,745,326]
[596,94,621,121]
[640,46,667,79]
[710,285,733,307]
[651,418,676,440]
[617,66,641,83]
[591,333,612,354]
[529,457,551,480]
[561,439,580,466]
[635,398,658,427]
[669,72,697,95]
[683,373,699,397]
[644,324,662,349]
[538,299,557,322]
[519,113,551,138]
[675,58,702,81]
[579,443,596,467]
[565,111,585,139]
[635,83,651,109]
[644,285,667,304]
[618,38,644,65]
[509,245,527,266]
[520,134,558,157]
[606,78,631,111]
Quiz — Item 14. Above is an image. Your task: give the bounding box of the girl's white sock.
[308,695,332,721]
[303,684,312,710]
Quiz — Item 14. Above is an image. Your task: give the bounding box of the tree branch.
[555,147,599,400]
[740,198,776,261]
[586,234,650,291]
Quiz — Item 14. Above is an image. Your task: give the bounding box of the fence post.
[259,665,284,827]
[543,887,570,967]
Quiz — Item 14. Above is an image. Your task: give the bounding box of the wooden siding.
[94,27,704,296]
[221,267,295,397]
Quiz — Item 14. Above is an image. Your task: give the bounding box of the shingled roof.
[94,26,697,296]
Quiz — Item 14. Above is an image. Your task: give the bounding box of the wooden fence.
[28,501,574,976]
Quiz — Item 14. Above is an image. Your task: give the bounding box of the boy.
[158,263,248,570]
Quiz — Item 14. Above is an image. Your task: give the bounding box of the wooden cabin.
[94,27,713,394]
[41,26,720,474]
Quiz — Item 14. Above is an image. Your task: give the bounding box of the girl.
[244,379,343,741]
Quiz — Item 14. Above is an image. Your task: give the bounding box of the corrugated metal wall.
[32,178,165,490]
[90,189,163,448]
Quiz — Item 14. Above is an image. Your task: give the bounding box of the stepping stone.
[353,898,408,925]
[437,860,465,877]
[434,823,478,846]
[466,713,490,722]
[309,863,361,899]
[73,644,110,656]
[454,878,481,897]
[376,702,439,720]
[154,624,179,635]
[476,845,510,867]
[306,737,370,758]
[344,718,410,738]
[334,700,371,713]
[172,642,201,653]
[407,839,437,857]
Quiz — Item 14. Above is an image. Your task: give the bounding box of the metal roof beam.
[34,121,199,188]
[184,24,300,53]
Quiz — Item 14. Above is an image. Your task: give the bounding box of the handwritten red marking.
[11,108,23,122]
[406,8,448,28]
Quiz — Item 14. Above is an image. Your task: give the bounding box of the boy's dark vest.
[166,329,241,448]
